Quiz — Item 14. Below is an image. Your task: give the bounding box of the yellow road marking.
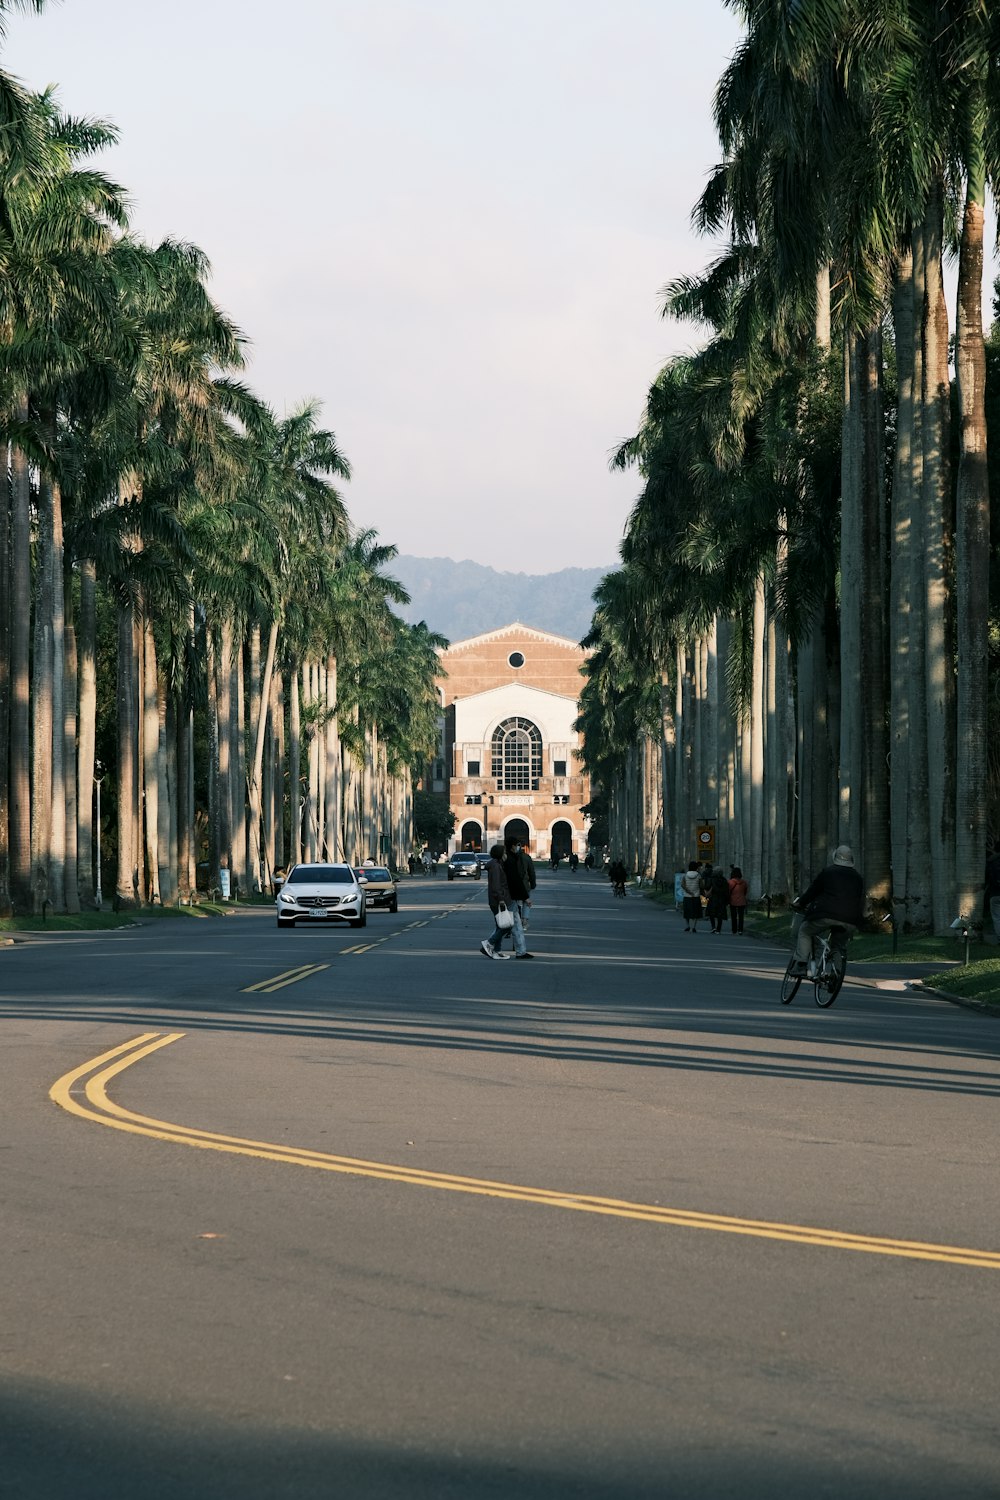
[49,1035,1000,1271]
[243,963,328,993]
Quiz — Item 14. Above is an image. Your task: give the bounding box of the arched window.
[492,717,542,792]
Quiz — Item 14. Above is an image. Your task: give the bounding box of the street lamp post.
[94,761,104,909]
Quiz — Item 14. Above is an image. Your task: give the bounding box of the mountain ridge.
[390,554,612,645]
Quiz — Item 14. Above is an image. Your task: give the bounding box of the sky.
[3,1,747,571]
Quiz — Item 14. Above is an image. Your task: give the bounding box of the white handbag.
[494,902,514,933]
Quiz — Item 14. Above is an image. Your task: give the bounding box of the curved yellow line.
[50,1035,1000,1269]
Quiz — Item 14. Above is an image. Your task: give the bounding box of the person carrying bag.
[481,843,531,960]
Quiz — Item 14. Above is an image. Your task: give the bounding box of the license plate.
[309,908,330,918]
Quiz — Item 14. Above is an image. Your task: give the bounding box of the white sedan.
[275,863,367,930]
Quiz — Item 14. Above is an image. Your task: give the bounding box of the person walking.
[481,843,532,960]
[481,844,515,959]
[706,865,730,933]
[728,866,748,934]
[504,835,535,942]
[681,861,703,932]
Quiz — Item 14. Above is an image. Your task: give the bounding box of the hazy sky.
[4,1,744,572]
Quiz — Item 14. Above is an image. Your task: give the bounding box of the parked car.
[354,865,399,913]
[275,863,366,929]
[447,852,482,881]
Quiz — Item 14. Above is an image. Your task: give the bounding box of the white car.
[275,863,367,930]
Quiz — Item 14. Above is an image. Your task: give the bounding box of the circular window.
[508,651,525,669]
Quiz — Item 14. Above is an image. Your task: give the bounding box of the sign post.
[695,822,716,862]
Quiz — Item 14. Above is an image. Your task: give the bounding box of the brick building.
[431,623,591,860]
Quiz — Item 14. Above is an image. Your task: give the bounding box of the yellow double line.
[49,1034,1000,1271]
[243,963,328,993]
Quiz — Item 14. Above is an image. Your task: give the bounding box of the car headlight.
[278,891,297,904]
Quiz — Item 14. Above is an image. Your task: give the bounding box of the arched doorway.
[550,820,573,860]
[503,817,531,850]
[460,819,484,851]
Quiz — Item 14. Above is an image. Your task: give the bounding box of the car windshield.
[451,854,476,862]
[287,866,354,884]
[360,868,390,881]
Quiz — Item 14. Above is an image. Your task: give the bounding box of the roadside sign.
[696,824,715,859]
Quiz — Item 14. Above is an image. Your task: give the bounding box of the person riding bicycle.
[790,845,865,975]
[608,858,627,896]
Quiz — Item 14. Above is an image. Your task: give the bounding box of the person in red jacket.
[728,866,748,934]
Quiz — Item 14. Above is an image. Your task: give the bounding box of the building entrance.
[550,820,573,860]
[460,819,484,851]
[503,817,531,850]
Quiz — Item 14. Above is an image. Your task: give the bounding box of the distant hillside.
[391,556,612,645]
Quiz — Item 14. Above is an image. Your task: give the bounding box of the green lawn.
[920,958,1000,1011]
[0,901,239,934]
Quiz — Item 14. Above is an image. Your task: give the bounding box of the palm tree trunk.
[32,473,54,913]
[216,621,233,892]
[749,574,766,899]
[0,450,11,916]
[954,156,990,927]
[143,617,161,903]
[249,619,278,891]
[76,560,97,907]
[63,554,80,913]
[839,332,864,858]
[232,635,246,896]
[289,665,302,866]
[324,653,340,861]
[922,187,957,931]
[9,417,31,912]
[861,327,891,904]
[116,599,140,908]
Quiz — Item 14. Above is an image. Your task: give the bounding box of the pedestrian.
[728,865,748,934]
[584,850,594,871]
[681,861,703,932]
[481,844,514,960]
[706,865,730,933]
[481,843,532,960]
[986,849,1000,941]
[504,835,535,940]
[569,850,579,872]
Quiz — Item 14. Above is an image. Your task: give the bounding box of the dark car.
[447,852,482,881]
[354,865,399,913]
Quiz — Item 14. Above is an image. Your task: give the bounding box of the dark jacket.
[707,872,730,914]
[799,864,865,927]
[504,848,532,901]
[487,857,511,914]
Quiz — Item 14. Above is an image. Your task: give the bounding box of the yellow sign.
[696,824,715,858]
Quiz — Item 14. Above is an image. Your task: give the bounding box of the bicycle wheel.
[814,953,846,1007]
[780,961,802,1004]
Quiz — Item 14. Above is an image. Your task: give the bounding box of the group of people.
[481,837,537,961]
[678,861,749,934]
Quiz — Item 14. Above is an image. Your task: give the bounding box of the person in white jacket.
[680,861,704,933]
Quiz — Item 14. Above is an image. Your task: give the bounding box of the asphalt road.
[2,871,999,1499]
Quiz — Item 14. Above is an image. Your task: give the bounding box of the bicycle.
[780,927,848,1007]
[612,880,627,899]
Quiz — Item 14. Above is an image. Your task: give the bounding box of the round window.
[508,651,525,668]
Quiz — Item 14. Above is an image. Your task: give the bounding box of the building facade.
[432,623,591,860]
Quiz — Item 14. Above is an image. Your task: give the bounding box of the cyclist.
[790,845,865,975]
